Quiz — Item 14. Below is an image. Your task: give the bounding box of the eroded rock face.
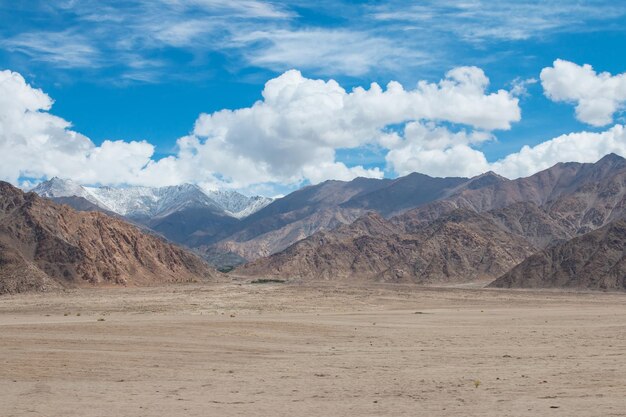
[490,220,626,291]
[239,210,537,284]
[0,182,215,294]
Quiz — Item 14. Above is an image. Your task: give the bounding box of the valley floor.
[0,282,625,417]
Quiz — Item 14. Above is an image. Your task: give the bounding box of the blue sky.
[1,1,626,195]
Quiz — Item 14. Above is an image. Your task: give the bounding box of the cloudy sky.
[1,0,626,196]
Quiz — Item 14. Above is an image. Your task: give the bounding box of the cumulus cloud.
[385,123,492,177]
[541,59,626,126]
[492,124,626,178]
[186,67,518,185]
[0,70,155,185]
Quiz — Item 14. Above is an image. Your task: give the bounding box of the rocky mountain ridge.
[239,154,626,290]
[490,219,626,290]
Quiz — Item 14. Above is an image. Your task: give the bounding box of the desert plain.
[1,281,625,417]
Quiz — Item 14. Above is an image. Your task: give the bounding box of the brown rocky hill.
[239,209,537,284]
[0,182,215,294]
[490,219,626,291]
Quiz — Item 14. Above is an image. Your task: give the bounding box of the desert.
[3,2,626,416]
[1,281,625,417]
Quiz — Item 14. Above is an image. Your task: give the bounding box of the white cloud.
[3,65,626,195]
[510,77,538,97]
[232,29,426,77]
[387,122,626,180]
[0,66,521,191]
[386,122,491,177]
[491,124,626,178]
[187,67,518,185]
[0,70,155,185]
[0,31,102,69]
[372,1,626,43]
[541,59,626,126]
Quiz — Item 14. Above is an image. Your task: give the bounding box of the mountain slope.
[32,177,105,208]
[84,184,224,219]
[341,172,468,216]
[210,177,392,260]
[392,154,626,232]
[0,182,215,294]
[30,179,272,263]
[490,219,626,290]
[239,209,537,283]
[205,190,273,219]
[211,174,481,262]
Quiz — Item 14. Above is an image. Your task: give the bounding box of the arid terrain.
[1,282,624,417]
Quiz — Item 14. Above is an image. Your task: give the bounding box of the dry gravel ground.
[0,282,625,417]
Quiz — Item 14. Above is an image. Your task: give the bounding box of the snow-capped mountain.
[31,178,273,219]
[205,190,273,219]
[84,184,224,218]
[31,177,104,208]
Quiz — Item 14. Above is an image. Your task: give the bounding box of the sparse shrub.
[250,278,286,284]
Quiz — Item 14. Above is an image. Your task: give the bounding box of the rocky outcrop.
[239,210,537,284]
[490,220,626,291]
[0,182,215,294]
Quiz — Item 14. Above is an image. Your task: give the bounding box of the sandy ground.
[1,282,625,417]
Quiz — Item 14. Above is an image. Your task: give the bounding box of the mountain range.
[240,154,626,290]
[33,178,273,219]
[16,153,626,291]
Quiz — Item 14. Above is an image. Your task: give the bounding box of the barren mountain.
[210,173,488,262]
[221,155,626,263]
[490,219,626,291]
[240,155,626,286]
[31,178,271,263]
[340,172,467,216]
[240,209,537,283]
[0,182,215,294]
[211,207,366,260]
[209,177,391,260]
[423,155,623,220]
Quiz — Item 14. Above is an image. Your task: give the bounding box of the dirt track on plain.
[1,283,625,416]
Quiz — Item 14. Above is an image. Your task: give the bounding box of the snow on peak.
[31,177,104,208]
[31,178,272,219]
[204,189,273,219]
